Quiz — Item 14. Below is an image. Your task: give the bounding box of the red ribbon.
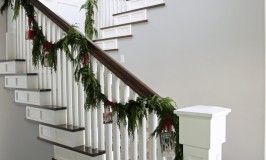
[43,41,52,51]
[104,100,114,106]
[28,16,34,26]
[82,54,88,65]
[28,29,34,40]
[161,116,172,132]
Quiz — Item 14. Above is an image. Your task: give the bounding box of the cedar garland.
[0,1,183,159]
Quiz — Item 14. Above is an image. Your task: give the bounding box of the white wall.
[109,0,264,159]
[0,10,53,160]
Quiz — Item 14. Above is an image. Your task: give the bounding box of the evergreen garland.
[0,1,183,159]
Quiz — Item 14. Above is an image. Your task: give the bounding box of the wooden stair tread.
[42,123,84,132]
[93,35,132,42]
[38,137,106,157]
[14,88,51,92]
[113,3,165,16]
[3,73,38,76]
[25,104,67,110]
[0,59,26,62]
[100,20,148,30]
[26,118,85,132]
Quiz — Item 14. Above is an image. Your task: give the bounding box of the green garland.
[0,1,183,159]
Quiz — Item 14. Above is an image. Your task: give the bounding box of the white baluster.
[139,110,147,160]
[97,62,105,150]
[149,111,158,160]
[50,20,57,105]
[56,26,62,106]
[78,80,84,127]
[46,19,52,90]
[112,75,120,160]
[129,90,138,160]
[19,6,23,59]
[104,69,113,160]
[85,94,92,147]
[72,50,78,126]
[91,56,98,149]
[42,15,48,89]
[16,8,20,59]
[121,83,129,160]
[66,48,73,125]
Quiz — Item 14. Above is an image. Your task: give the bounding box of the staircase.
[0,0,171,160]
[93,0,165,52]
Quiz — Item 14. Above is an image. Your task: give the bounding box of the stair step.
[93,35,132,42]
[101,20,148,30]
[41,139,106,157]
[94,39,118,51]
[113,2,165,16]
[39,124,85,147]
[4,74,38,89]
[113,9,148,26]
[40,123,85,132]
[23,104,67,110]
[26,106,67,125]
[0,59,26,74]
[100,25,132,40]
[0,59,26,62]
[15,89,51,106]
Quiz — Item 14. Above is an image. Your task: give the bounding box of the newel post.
[174,105,231,160]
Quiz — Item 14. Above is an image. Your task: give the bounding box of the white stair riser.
[0,61,26,74]
[54,146,105,160]
[39,125,84,148]
[5,75,38,89]
[127,0,164,10]
[102,25,131,39]
[15,90,51,105]
[95,39,118,51]
[114,9,147,25]
[26,106,66,125]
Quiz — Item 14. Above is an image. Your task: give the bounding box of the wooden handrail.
[29,0,159,98]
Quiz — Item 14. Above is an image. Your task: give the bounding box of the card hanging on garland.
[103,106,113,124]
[160,130,176,157]
[42,42,52,67]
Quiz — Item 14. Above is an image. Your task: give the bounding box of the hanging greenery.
[80,0,98,39]
[0,0,183,159]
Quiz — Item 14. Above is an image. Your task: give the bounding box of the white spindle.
[19,6,23,59]
[91,57,98,148]
[56,27,62,106]
[97,62,105,150]
[22,9,26,61]
[78,82,84,127]
[149,112,158,160]
[72,51,78,126]
[50,21,57,105]
[112,75,121,160]
[129,90,138,160]
[46,19,52,90]
[37,11,43,89]
[66,53,73,124]
[139,111,147,160]
[85,93,92,147]
[104,69,113,160]
[121,83,129,160]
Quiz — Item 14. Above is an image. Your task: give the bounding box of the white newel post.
[174,105,231,160]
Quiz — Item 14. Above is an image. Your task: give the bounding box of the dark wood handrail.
[29,0,159,98]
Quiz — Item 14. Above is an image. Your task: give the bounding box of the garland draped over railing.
[0,0,183,159]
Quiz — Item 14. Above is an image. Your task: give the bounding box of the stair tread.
[101,20,148,30]
[0,59,26,62]
[41,123,85,132]
[4,73,38,76]
[93,35,132,42]
[25,104,67,110]
[113,3,165,16]
[38,137,106,157]
[15,88,51,92]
